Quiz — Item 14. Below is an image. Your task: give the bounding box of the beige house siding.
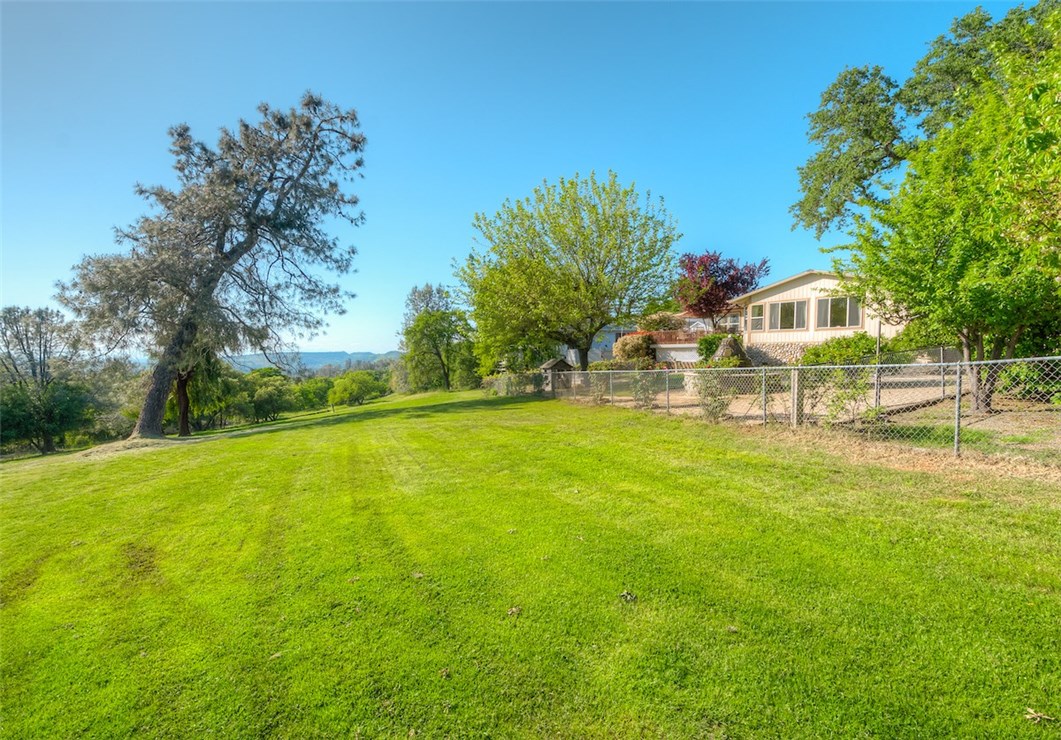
[736,273,902,348]
[648,270,906,366]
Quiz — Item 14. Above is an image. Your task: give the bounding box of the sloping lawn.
[2,392,1059,737]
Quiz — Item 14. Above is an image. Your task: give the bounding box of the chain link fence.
[541,356,1061,461]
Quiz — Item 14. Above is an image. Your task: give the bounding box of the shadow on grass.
[199,393,551,443]
[853,423,1060,460]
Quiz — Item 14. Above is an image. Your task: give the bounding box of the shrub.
[589,373,610,405]
[613,333,654,361]
[799,332,879,366]
[694,356,743,369]
[631,370,658,409]
[637,312,684,332]
[697,333,739,362]
[996,363,1061,405]
[481,373,544,397]
[692,370,734,421]
[588,358,660,372]
[822,369,872,426]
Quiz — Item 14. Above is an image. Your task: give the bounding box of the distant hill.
[227,351,401,372]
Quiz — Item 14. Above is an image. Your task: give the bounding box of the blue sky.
[1,1,1022,353]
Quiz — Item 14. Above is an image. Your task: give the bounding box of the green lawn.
[2,392,1059,737]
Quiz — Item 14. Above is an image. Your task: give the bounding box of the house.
[561,325,635,366]
[652,270,905,365]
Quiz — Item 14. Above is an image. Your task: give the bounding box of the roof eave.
[730,270,841,305]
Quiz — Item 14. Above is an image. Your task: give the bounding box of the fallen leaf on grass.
[412,572,424,580]
[269,652,283,660]
[1025,708,1055,723]
[619,591,637,604]
[507,606,522,618]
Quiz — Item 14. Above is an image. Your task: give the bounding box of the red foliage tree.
[674,252,770,325]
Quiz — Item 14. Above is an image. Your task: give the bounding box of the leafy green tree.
[399,284,480,391]
[327,371,387,406]
[297,377,334,410]
[59,93,366,439]
[459,171,680,371]
[83,357,144,440]
[245,369,297,423]
[792,4,1057,237]
[164,355,252,432]
[794,4,1061,411]
[405,309,475,391]
[0,307,90,453]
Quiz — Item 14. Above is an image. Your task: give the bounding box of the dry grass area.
[748,424,1061,488]
[567,391,1060,481]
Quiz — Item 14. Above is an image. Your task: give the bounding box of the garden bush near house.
[799,332,879,366]
[696,333,740,362]
[613,332,655,361]
[693,356,744,369]
[588,358,660,372]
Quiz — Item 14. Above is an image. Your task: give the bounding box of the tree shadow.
[202,393,551,443]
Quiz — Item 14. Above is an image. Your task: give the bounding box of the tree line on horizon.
[3,2,1058,454]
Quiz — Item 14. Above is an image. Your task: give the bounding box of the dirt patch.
[77,437,206,460]
[121,543,160,582]
[0,553,51,607]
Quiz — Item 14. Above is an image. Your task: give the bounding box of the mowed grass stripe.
[1,392,1059,737]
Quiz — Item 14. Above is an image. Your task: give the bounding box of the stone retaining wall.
[746,343,815,366]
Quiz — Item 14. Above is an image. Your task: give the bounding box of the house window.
[816,296,861,329]
[768,300,807,331]
[717,312,741,332]
[750,305,764,332]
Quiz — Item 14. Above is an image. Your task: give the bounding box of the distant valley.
[227,350,401,371]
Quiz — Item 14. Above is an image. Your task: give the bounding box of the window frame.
[716,312,742,332]
[766,299,808,331]
[815,296,863,330]
[749,304,765,332]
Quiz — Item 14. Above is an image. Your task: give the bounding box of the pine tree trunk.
[130,320,198,439]
[176,370,192,437]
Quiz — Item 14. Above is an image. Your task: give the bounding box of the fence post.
[609,371,614,404]
[761,367,768,426]
[953,362,963,456]
[874,362,882,409]
[790,367,803,427]
[665,370,671,414]
[939,347,945,399]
